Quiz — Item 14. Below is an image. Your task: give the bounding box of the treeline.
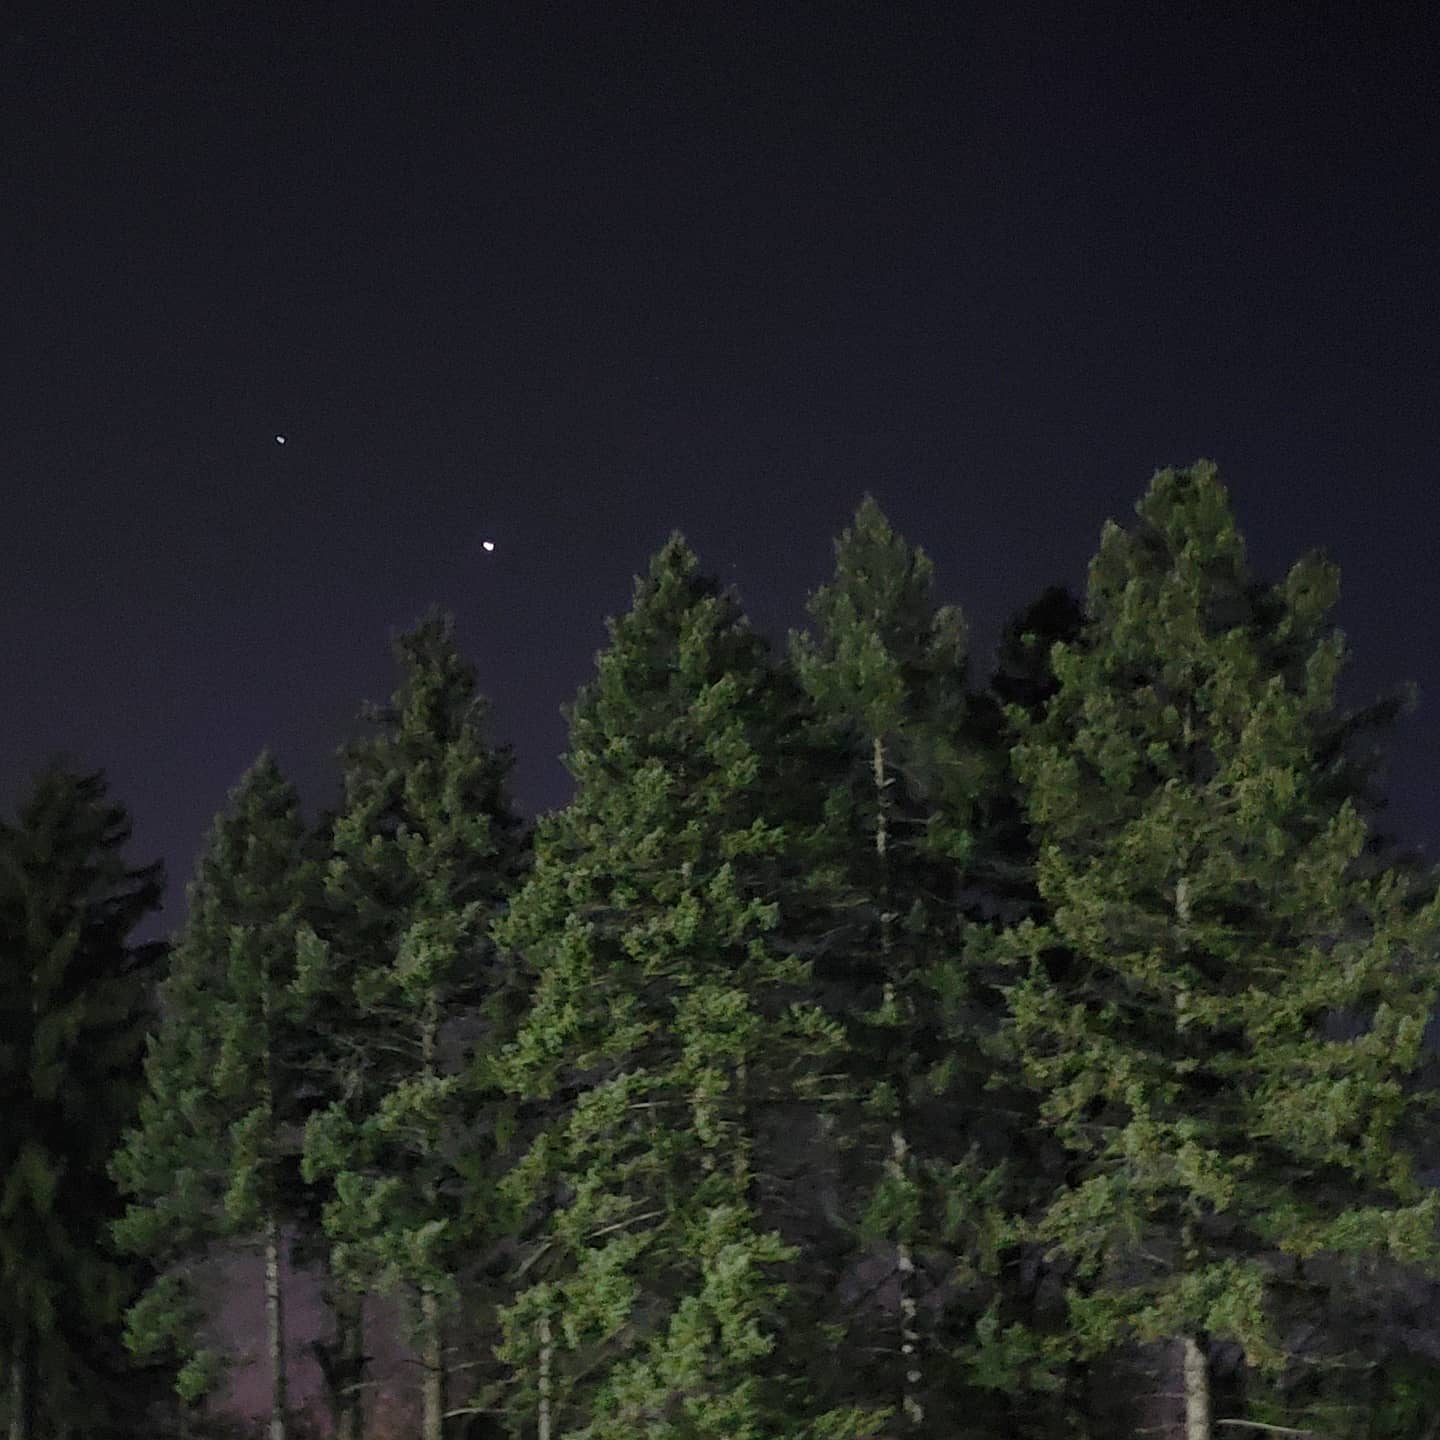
[5,462,1440,1440]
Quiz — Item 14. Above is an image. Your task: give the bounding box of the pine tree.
[0,761,165,1440]
[788,498,1041,1436]
[281,805,372,1440]
[998,463,1440,1439]
[947,583,1110,1434]
[114,753,316,1440]
[299,608,526,1440]
[490,537,885,1440]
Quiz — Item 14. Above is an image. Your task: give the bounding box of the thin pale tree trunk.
[266,1215,288,1440]
[8,1326,31,1440]
[1175,847,1209,1440]
[1183,1334,1211,1440]
[538,1310,553,1440]
[260,936,288,1440]
[420,1289,445,1440]
[892,1130,922,1428]
[873,735,922,1428]
[418,995,446,1440]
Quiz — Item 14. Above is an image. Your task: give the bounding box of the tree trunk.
[266,1216,288,1440]
[418,991,446,1440]
[420,1288,445,1440]
[538,1310,553,1440]
[873,735,922,1429]
[261,935,288,1440]
[8,1326,31,1440]
[1183,1334,1211,1440]
[894,1129,922,1428]
[1175,863,1208,1440]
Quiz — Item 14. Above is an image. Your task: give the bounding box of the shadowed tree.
[973,583,1087,921]
[299,609,527,1440]
[998,463,1440,1440]
[114,753,317,1440]
[786,499,1077,1437]
[0,761,165,1440]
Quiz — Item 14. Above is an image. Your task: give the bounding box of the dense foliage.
[5,463,1440,1440]
[113,753,321,1440]
[0,765,167,1439]
[299,610,527,1440]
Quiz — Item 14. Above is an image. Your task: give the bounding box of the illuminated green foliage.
[492,538,885,1440]
[298,609,527,1440]
[114,752,315,1423]
[998,464,1440,1412]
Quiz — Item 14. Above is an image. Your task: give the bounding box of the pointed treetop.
[562,533,765,768]
[814,494,942,625]
[391,605,464,673]
[1071,463,1342,715]
[191,752,303,881]
[329,608,520,906]
[793,494,966,742]
[227,749,296,810]
[377,607,489,742]
[1088,461,1249,623]
[651,529,699,578]
[610,531,708,638]
[8,762,164,930]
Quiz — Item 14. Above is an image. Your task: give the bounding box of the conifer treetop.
[791,495,967,743]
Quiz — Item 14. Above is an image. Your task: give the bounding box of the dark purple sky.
[5,3,1440,937]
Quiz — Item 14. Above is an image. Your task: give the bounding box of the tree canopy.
[9,469,1440,1440]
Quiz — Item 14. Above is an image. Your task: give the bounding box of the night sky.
[7,3,1440,941]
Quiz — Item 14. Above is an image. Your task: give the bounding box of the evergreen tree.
[299,609,526,1440]
[0,761,165,1440]
[490,537,883,1440]
[787,499,1055,1437]
[960,583,1113,1433]
[997,463,1440,1439]
[114,753,316,1440]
